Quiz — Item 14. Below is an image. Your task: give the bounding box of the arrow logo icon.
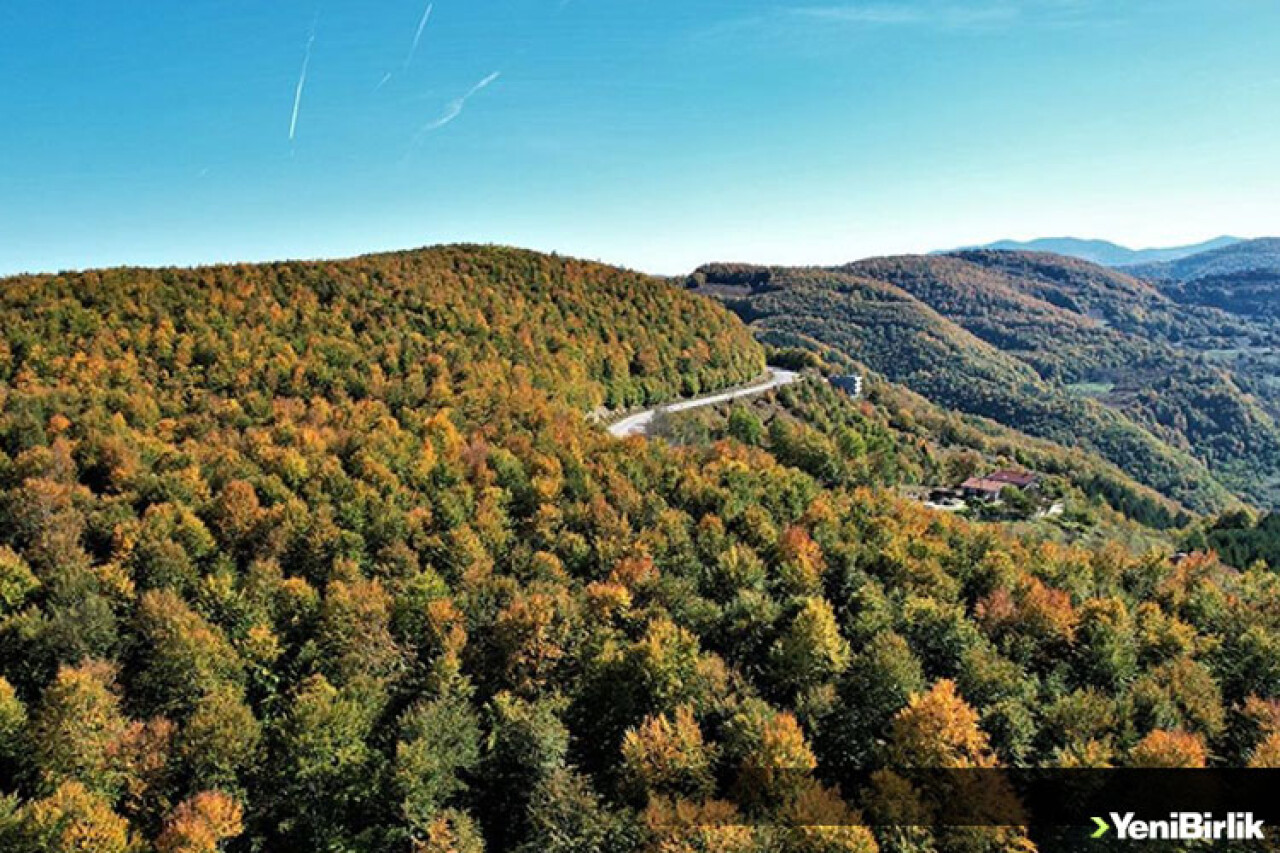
[1091,816,1110,839]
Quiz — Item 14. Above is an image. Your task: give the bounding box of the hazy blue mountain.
[952,236,1240,267]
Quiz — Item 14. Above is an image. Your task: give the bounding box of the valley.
[691,248,1280,512]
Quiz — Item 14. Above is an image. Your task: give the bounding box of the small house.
[987,469,1039,490]
[829,374,864,398]
[960,469,1040,503]
[961,477,1012,503]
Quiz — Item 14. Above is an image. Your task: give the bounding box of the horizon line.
[1,233,1272,280]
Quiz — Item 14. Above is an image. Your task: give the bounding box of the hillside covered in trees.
[1129,237,1280,286]
[3,246,1280,853]
[1186,511,1280,574]
[1129,238,1280,323]
[698,252,1280,510]
[649,363,1192,540]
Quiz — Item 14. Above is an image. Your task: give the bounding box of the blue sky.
[2,0,1278,275]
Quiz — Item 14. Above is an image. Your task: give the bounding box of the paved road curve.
[607,368,801,438]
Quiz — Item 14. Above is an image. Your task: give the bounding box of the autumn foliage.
[0,247,1276,852]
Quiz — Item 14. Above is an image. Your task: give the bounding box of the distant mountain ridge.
[1129,238,1280,320]
[1126,237,1280,281]
[953,236,1241,267]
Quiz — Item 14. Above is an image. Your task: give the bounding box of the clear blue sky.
[2,0,1278,275]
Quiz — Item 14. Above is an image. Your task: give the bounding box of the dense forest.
[1157,270,1280,320]
[1186,511,1280,573]
[709,266,1243,514]
[1126,238,1280,329]
[1129,237,1280,287]
[698,252,1280,510]
[2,246,1280,853]
[650,365,1190,540]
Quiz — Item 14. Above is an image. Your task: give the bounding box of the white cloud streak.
[289,28,316,142]
[405,2,434,69]
[417,71,501,136]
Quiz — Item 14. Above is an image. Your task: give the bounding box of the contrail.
[375,72,393,92]
[405,2,433,69]
[417,71,500,136]
[289,28,316,141]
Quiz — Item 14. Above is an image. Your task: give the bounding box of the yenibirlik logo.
[1092,812,1265,842]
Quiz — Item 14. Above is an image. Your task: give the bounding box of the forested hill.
[1129,237,1280,283]
[1129,238,1280,321]
[0,246,765,421]
[3,245,1280,853]
[696,251,1280,511]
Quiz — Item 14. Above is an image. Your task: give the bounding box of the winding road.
[607,368,801,438]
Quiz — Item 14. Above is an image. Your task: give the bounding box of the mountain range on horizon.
[954,235,1243,267]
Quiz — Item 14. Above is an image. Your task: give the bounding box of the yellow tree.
[32,660,128,796]
[1129,729,1207,768]
[643,797,763,853]
[621,704,716,801]
[769,597,851,694]
[155,791,244,853]
[779,782,880,853]
[887,680,993,768]
[493,591,569,696]
[20,781,132,853]
[730,705,818,809]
